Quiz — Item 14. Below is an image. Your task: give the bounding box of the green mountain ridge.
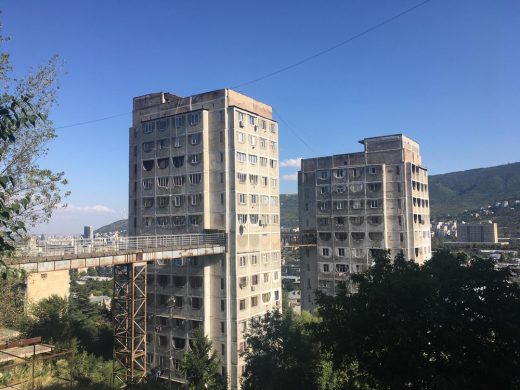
[95,162,520,235]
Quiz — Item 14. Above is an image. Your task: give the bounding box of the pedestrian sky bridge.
[6,231,314,387]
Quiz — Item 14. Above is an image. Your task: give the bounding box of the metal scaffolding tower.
[113,261,148,387]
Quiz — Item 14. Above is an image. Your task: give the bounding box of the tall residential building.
[458,222,498,243]
[128,89,281,389]
[298,134,431,311]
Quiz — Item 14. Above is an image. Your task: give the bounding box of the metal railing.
[14,233,226,259]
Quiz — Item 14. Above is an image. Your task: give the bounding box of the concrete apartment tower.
[128,89,281,389]
[298,134,431,311]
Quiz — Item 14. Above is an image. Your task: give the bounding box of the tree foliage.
[315,250,520,390]
[181,329,227,390]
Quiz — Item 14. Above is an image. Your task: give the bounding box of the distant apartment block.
[298,134,431,311]
[128,89,281,389]
[458,222,498,243]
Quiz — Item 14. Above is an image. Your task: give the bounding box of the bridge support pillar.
[113,261,147,387]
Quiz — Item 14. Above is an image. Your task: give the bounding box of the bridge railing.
[14,233,226,258]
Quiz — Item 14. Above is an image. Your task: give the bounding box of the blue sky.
[2,0,519,234]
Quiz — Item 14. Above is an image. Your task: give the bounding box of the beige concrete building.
[129,89,281,389]
[298,134,431,311]
[458,222,498,243]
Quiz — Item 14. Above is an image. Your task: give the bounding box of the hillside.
[95,162,520,234]
[429,162,520,217]
[94,219,128,235]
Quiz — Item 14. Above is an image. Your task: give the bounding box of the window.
[262,292,271,303]
[249,135,257,146]
[191,297,202,309]
[157,196,169,208]
[143,217,154,227]
[172,175,185,186]
[320,170,329,179]
[237,173,247,183]
[143,160,154,171]
[190,194,202,206]
[263,273,269,283]
[274,290,280,301]
[142,141,154,152]
[190,133,201,145]
[252,274,259,285]
[351,200,363,209]
[351,168,361,177]
[319,186,328,194]
[260,138,267,149]
[249,175,258,185]
[173,195,183,207]
[270,123,276,133]
[157,216,169,226]
[157,138,169,149]
[334,169,345,178]
[239,299,246,310]
[143,198,154,208]
[143,122,154,134]
[249,155,258,165]
[189,215,201,225]
[370,199,379,208]
[190,154,201,164]
[157,158,169,169]
[157,119,170,131]
[189,174,202,185]
[338,248,346,257]
[270,159,277,168]
[261,176,268,186]
[274,271,279,280]
[368,166,378,174]
[239,277,248,288]
[172,156,185,168]
[319,201,329,211]
[250,214,259,224]
[189,112,200,126]
[349,183,363,193]
[272,215,279,224]
[270,141,277,151]
[336,201,345,210]
[237,152,247,163]
[271,178,277,188]
[336,217,345,225]
[238,193,247,205]
[157,177,169,188]
[143,179,154,190]
[336,264,348,273]
[174,116,185,128]
[172,136,184,148]
[238,214,248,224]
[322,248,331,257]
[172,216,186,226]
[323,263,330,273]
[336,185,345,194]
[251,194,258,204]
[317,217,329,226]
[367,183,381,192]
[262,253,268,264]
[249,115,256,125]
[238,132,245,143]
[251,296,258,307]
[251,255,258,265]
[260,157,268,166]
[270,196,278,206]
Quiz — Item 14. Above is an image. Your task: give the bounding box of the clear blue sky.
[2,0,519,234]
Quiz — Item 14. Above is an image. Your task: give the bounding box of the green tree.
[181,329,227,390]
[241,308,358,390]
[315,250,520,390]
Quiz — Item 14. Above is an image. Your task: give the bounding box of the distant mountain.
[94,219,128,235]
[280,194,298,229]
[429,162,520,218]
[96,162,520,234]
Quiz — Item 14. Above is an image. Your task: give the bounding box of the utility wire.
[273,108,316,154]
[54,111,131,130]
[53,0,431,131]
[232,0,431,89]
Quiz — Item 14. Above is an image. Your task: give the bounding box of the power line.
[54,111,131,130]
[232,0,432,89]
[273,108,316,154]
[53,0,431,131]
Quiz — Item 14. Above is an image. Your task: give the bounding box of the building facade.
[458,222,498,243]
[298,134,431,311]
[128,89,281,389]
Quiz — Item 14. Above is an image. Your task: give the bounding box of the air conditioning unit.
[239,121,245,128]
[254,125,258,131]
